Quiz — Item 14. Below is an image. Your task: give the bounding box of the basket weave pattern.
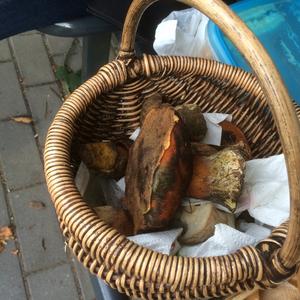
[45,55,299,299]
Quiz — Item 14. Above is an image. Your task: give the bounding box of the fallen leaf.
[11,116,33,124]
[0,226,13,240]
[0,226,14,254]
[29,201,46,209]
[11,249,19,256]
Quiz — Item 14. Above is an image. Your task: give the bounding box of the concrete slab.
[0,184,9,227]
[0,39,11,62]
[10,34,55,86]
[0,240,27,300]
[0,120,44,190]
[0,62,28,120]
[73,258,97,300]
[25,84,62,148]
[26,263,80,300]
[53,52,82,73]
[45,35,75,56]
[9,184,68,273]
[0,31,96,300]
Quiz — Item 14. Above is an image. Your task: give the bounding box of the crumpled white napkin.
[202,113,232,145]
[238,221,271,242]
[179,224,257,257]
[240,154,289,227]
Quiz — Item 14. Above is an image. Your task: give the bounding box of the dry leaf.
[0,226,14,254]
[11,249,19,256]
[29,201,46,209]
[0,226,13,240]
[11,116,33,124]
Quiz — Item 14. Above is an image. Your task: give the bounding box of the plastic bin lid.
[207,0,300,105]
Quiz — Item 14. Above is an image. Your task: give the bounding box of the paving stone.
[45,35,75,56]
[0,32,96,300]
[9,184,68,273]
[0,184,9,227]
[53,52,82,73]
[0,240,27,300]
[0,62,28,120]
[25,84,62,148]
[10,34,55,86]
[0,39,11,61]
[27,263,80,300]
[73,259,97,300]
[0,120,44,190]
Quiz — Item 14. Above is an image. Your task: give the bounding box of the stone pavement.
[0,31,100,300]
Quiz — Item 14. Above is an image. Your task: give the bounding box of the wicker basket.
[229,270,300,299]
[44,0,300,299]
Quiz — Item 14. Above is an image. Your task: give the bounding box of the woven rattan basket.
[44,0,300,298]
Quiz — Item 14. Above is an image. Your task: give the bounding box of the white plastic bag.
[153,8,213,58]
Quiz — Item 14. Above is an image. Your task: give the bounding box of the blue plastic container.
[207,0,300,104]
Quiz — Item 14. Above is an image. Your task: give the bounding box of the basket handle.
[119,0,300,268]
